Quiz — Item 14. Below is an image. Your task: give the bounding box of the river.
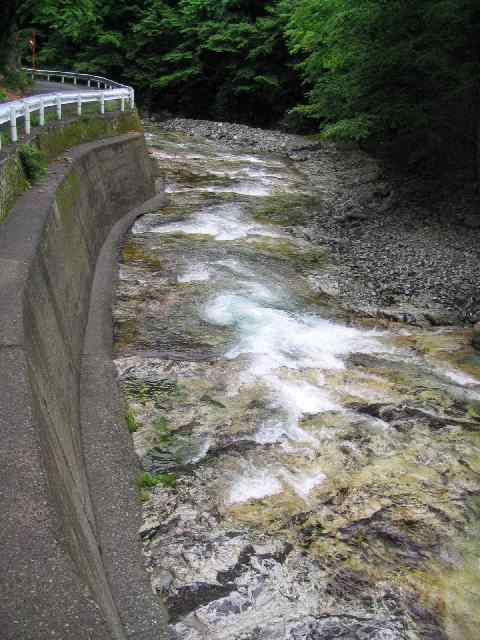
[113,127,480,640]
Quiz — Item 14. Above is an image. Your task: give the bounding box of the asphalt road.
[30,80,100,95]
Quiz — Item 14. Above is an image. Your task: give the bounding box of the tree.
[0,1,23,73]
[127,0,301,124]
[284,0,480,174]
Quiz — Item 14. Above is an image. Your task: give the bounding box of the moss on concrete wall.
[0,111,143,227]
[36,111,142,160]
[0,154,29,225]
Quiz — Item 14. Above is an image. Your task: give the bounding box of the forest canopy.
[5,1,480,172]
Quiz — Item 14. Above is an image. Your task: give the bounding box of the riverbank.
[156,117,480,327]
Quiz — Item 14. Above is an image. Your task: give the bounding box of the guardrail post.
[61,75,65,84]
[47,74,50,82]
[73,77,77,85]
[100,93,105,114]
[39,99,45,126]
[77,95,82,116]
[25,103,31,136]
[10,107,17,143]
[56,95,62,120]
[88,79,91,88]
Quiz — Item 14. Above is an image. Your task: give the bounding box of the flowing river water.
[113,128,480,639]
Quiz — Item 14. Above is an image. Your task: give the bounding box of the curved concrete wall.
[0,132,165,638]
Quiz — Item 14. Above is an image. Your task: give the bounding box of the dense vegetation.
[4,1,480,175]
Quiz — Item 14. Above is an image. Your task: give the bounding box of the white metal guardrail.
[0,68,135,150]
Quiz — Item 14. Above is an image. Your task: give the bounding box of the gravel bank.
[156,117,480,326]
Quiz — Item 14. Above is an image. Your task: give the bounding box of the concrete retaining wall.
[0,131,166,638]
[0,111,142,225]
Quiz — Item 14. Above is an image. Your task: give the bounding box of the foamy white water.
[137,205,281,241]
[203,293,388,447]
[166,182,273,196]
[228,470,283,504]
[279,469,327,499]
[227,467,326,505]
[204,294,384,374]
[438,366,480,387]
[178,264,211,283]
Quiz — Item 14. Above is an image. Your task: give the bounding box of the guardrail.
[0,68,135,150]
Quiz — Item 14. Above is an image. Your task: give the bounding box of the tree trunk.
[0,2,19,74]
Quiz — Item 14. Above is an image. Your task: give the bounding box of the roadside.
[155,117,480,327]
[0,69,33,103]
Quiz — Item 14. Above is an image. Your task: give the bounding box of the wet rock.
[377,305,433,327]
[334,211,370,223]
[473,322,480,351]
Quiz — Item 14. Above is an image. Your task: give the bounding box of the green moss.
[0,110,143,226]
[121,240,163,269]
[124,378,180,406]
[36,111,142,160]
[138,488,152,503]
[114,318,139,351]
[0,154,29,224]
[55,171,82,211]
[136,471,177,490]
[246,236,326,268]
[467,405,480,420]
[152,416,174,445]
[252,193,321,226]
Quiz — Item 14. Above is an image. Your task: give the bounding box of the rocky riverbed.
[157,118,480,326]
[113,125,480,639]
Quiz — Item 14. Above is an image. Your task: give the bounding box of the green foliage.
[3,69,32,93]
[136,471,177,489]
[284,0,480,151]
[18,144,47,182]
[24,0,301,126]
[321,116,375,142]
[0,127,11,147]
[17,0,480,171]
[126,408,138,433]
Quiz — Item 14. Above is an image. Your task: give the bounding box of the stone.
[473,322,480,350]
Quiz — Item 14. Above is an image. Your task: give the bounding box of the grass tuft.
[126,408,139,433]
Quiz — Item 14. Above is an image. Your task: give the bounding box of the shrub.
[18,144,47,183]
[3,69,32,94]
